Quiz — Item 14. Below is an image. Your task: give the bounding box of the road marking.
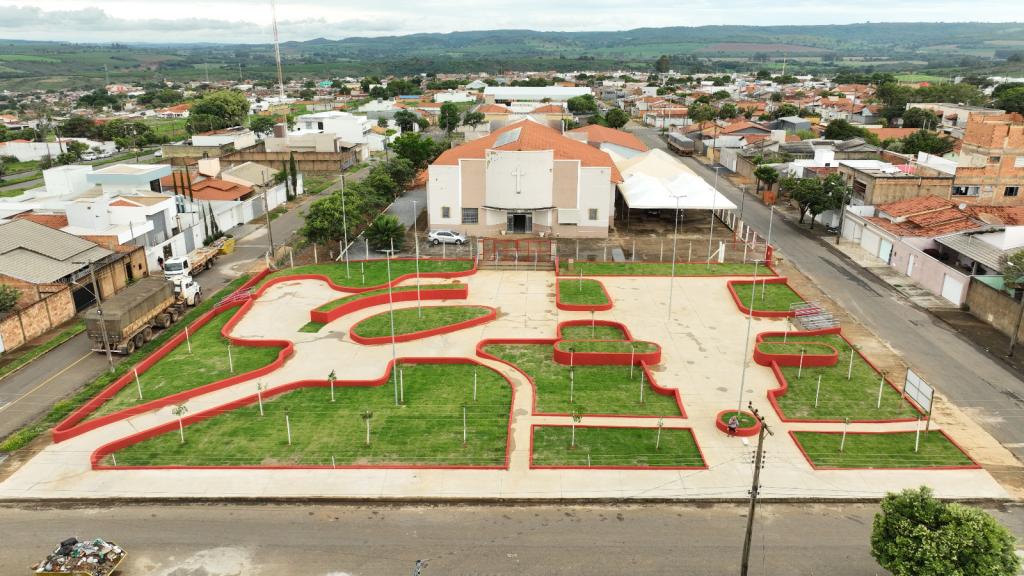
[0,351,94,414]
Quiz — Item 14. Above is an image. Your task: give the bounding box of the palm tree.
[365,214,405,251]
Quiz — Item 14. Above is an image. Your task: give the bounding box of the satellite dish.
[958,203,967,210]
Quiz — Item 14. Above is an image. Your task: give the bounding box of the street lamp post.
[340,167,350,278]
[668,195,681,321]
[412,199,421,317]
[706,166,720,269]
[387,239,399,405]
[261,185,275,264]
[736,260,760,414]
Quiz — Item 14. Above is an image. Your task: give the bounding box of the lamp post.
[668,194,681,321]
[387,239,399,405]
[412,199,421,317]
[736,260,760,415]
[706,166,720,269]
[340,166,350,278]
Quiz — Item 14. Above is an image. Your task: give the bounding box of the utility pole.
[740,403,773,576]
[78,261,114,373]
[1008,280,1024,357]
[262,186,275,263]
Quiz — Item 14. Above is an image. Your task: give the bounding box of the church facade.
[426,120,621,238]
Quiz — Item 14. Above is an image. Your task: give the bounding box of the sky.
[0,1,1021,44]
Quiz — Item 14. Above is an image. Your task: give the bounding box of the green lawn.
[87,307,282,420]
[734,282,804,312]
[353,306,490,339]
[559,325,626,340]
[532,426,704,467]
[555,340,659,354]
[755,341,837,356]
[561,261,762,276]
[107,362,512,467]
[316,283,463,312]
[792,431,974,469]
[761,334,919,421]
[482,344,679,416]
[719,411,757,428]
[299,321,326,333]
[142,117,189,141]
[303,174,338,195]
[557,279,609,306]
[262,259,474,289]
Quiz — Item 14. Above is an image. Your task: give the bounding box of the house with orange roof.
[427,120,620,237]
[156,103,191,119]
[567,124,648,159]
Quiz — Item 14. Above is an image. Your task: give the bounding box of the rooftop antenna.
[271,0,286,100]
[104,64,109,86]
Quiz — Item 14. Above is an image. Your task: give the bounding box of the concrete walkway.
[0,269,1009,500]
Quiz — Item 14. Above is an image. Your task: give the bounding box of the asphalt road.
[0,172,343,442]
[6,502,1021,575]
[631,127,1024,462]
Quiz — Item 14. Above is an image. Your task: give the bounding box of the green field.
[107,362,512,467]
[557,279,609,306]
[561,261,761,276]
[555,340,658,354]
[87,307,282,420]
[353,306,491,339]
[734,282,804,312]
[262,259,474,289]
[142,118,189,141]
[532,426,704,467]
[792,431,974,469]
[316,283,463,313]
[483,343,678,416]
[761,333,919,421]
[894,74,948,83]
[302,174,338,195]
[559,325,627,340]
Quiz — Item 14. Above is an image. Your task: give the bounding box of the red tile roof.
[865,215,979,237]
[189,178,253,201]
[720,120,770,134]
[434,120,622,183]
[476,104,511,114]
[877,195,953,218]
[531,104,565,114]
[965,206,1024,226]
[870,195,982,237]
[12,213,68,229]
[865,127,919,141]
[569,124,648,152]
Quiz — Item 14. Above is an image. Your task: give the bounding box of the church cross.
[511,166,526,194]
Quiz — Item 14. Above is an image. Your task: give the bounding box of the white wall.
[579,166,614,228]
[484,150,553,210]
[427,164,461,227]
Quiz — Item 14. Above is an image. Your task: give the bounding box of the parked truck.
[163,245,218,279]
[84,275,202,355]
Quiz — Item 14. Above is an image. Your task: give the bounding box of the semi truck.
[84,275,202,355]
[163,245,218,279]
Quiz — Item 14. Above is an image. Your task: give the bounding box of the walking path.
[0,269,1008,500]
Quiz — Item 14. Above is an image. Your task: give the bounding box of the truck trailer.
[84,275,201,355]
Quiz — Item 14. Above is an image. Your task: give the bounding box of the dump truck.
[31,537,126,575]
[163,244,218,279]
[84,275,201,355]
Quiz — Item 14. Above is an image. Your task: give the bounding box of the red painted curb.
[554,278,613,311]
[528,423,708,470]
[349,305,497,345]
[310,284,468,324]
[752,339,838,368]
[787,429,980,470]
[557,319,634,340]
[52,269,294,443]
[760,327,926,424]
[476,337,686,419]
[92,357,515,471]
[714,409,762,437]
[255,258,477,299]
[726,276,806,318]
[552,340,662,366]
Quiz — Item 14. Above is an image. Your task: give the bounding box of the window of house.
[1005,186,1020,198]
[989,156,1001,164]
[441,206,451,218]
[589,208,599,220]
[317,122,324,130]
[952,185,980,196]
[461,208,479,224]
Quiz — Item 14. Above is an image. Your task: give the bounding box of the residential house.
[838,160,954,205]
[948,113,1024,206]
[427,120,621,237]
[567,124,649,159]
[910,103,1006,137]
[483,86,592,105]
[157,104,191,119]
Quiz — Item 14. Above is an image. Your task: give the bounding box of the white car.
[427,229,466,245]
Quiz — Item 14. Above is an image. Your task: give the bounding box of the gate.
[482,237,551,262]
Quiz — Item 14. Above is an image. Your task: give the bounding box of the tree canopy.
[567,94,599,115]
[187,90,250,133]
[438,102,461,134]
[604,108,629,129]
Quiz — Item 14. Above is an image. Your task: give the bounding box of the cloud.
[0,2,1020,43]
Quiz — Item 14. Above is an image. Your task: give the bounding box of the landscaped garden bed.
[729,278,805,316]
[760,330,920,422]
[260,259,474,291]
[86,306,284,421]
[531,425,705,468]
[350,305,494,344]
[556,279,612,310]
[310,282,468,325]
[790,430,977,469]
[315,283,464,313]
[714,410,761,437]
[480,343,680,417]
[100,362,513,468]
[558,324,627,340]
[559,261,763,277]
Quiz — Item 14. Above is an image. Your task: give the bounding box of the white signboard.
[904,369,933,413]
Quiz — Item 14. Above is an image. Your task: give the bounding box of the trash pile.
[32,537,125,575]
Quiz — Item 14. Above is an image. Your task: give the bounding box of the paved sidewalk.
[0,270,1009,501]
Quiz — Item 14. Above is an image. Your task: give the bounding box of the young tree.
[377,117,389,128]
[365,214,405,251]
[438,102,460,134]
[871,486,1019,576]
[393,109,418,132]
[361,410,373,446]
[604,108,629,128]
[462,111,485,127]
[171,404,189,443]
[570,405,584,448]
[289,152,298,195]
[754,165,779,195]
[0,284,21,313]
[249,116,277,137]
[391,132,439,169]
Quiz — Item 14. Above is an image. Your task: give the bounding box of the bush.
[365,215,405,251]
[0,284,21,313]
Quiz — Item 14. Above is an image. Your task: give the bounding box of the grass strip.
[792,431,974,468]
[353,306,490,339]
[734,282,804,311]
[316,283,463,312]
[557,279,609,306]
[555,340,658,354]
[262,259,473,290]
[559,325,626,340]
[482,343,679,416]
[108,362,511,467]
[560,261,761,276]
[532,426,703,467]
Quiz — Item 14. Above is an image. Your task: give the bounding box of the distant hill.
[0,22,1022,91]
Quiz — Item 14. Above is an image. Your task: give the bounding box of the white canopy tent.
[615,149,737,211]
